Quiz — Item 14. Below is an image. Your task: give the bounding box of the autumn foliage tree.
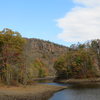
[0,28,50,85]
[0,28,25,85]
[54,42,100,79]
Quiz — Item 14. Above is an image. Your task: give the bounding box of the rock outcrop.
[25,38,68,77]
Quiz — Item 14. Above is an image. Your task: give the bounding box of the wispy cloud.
[74,0,100,7]
[57,0,100,42]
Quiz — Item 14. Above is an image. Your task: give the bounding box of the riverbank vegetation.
[0,28,48,85]
[0,84,66,100]
[0,28,26,85]
[0,28,67,85]
[54,40,100,79]
[0,28,100,85]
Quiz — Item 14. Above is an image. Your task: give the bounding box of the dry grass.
[58,78,100,84]
[0,84,66,100]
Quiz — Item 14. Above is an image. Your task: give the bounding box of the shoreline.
[55,78,100,84]
[0,84,66,100]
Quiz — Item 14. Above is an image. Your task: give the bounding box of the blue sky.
[0,0,100,46]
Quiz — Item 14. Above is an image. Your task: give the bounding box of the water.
[49,83,100,100]
[42,82,68,86]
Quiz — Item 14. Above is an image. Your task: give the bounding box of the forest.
[0,28,67,85]
[54,40,100,79]
[0,28,100,85]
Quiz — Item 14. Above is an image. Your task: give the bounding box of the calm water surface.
[49,83,100,100]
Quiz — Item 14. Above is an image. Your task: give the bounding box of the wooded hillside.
[1,28,100,85]
[54,40,100,79]
[0,28,68,85]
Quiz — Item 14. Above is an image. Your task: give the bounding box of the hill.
[0,28,68,85]
[25,38,68,77]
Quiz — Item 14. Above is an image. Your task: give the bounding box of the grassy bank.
[0,84,66,100]
[56,78,100,84]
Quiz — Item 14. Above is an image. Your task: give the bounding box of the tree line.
[0,28,48,85]
[1,28,100,84]
[54,40,100,79]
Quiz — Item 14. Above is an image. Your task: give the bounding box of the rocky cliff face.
[25,38,68,77]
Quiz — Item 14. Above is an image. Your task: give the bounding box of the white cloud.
[57,0,100,42]
[74,0,100,7]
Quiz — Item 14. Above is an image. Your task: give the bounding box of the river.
[48,83,100,100]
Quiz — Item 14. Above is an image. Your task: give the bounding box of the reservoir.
[48,83,100,100]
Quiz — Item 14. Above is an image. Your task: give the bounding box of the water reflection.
[42,82,68,86]
[49,83,100,100]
